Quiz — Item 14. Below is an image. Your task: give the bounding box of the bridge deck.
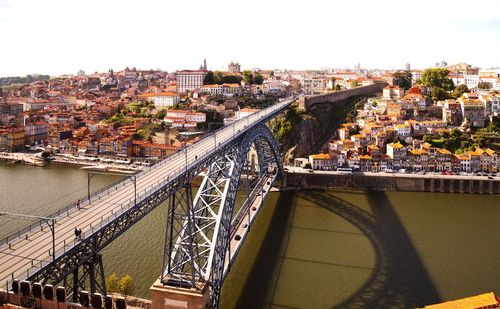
[0,97,294,288]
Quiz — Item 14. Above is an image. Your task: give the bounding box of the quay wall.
[298,83,387,111]
[283,172,500,195]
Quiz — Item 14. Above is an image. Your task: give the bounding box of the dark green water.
[1,164,499,308]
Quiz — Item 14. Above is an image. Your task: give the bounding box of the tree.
[451,84,469,99]
[350,80,359,88]
[477,82,492,90]
[213,71,224,84]
[420,68,454,91]
[154,109,166,119]
[430,87,449,102]
[451,128,462,139]
[461,140,472,150]
[242,70,254,84]
[393,71,412,90]
[118,275,134,297]
[334,84,342,91]
[222,75,242,84]
[106,273,119,294]
[254,73,264,85]
[203,71,214,85]
[420,68,454,102]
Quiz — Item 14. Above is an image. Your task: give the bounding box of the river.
[0,163,499,308]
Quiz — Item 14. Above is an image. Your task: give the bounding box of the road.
[0,96,295,289]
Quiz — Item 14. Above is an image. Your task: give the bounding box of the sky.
[1,0,500,77]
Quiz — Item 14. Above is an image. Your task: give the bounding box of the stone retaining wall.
[283,173,500,195]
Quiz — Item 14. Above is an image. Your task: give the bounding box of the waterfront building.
[176,70,208,93]
[464,74,480,89]
[199,84,243,97]
[386,141,406,170]
[301,77,326,95]
[24,121,49,145]
[139,92,180,107]
[383,86,404,99]
[309,153,334,170]
[164,110,206,129]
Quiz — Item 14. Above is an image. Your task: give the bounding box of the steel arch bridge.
[160,123,283,307]
[0,98,292,308]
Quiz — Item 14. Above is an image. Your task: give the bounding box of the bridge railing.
[2,97,296,271]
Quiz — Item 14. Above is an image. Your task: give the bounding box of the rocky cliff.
[278,96,365,163]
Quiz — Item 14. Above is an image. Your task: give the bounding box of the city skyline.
[1,0,500,77]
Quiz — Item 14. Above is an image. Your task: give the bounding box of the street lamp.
[0,211,56,262]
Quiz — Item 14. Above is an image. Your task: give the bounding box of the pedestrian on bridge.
[74,227,82,240]
[76,199,81,210]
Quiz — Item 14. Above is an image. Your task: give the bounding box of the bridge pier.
[150,279,210,309]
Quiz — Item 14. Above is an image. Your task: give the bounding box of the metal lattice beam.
[160,123,283,308]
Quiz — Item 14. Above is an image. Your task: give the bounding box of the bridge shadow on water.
[297,190,441,309]
[235,189,441,309]
[233,192,295,309]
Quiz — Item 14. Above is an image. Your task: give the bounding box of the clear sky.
[1,0,500,77]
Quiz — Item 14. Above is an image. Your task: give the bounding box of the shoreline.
[0,152,145,173]
[282,169,500,195]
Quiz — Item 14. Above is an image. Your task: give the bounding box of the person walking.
[74,227,82,240]
[76,199,81,210]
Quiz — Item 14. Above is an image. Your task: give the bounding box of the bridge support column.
[150,278,210,309]
[72,269,79,303]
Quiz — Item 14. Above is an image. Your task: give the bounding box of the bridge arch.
[209,123,283,306]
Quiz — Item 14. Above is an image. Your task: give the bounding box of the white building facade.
[177,70,207,93]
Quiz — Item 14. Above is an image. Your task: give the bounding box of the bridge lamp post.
[0,211,56,262]
[132,175,137,207]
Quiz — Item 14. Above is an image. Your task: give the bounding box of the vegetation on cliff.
[271,103,305,139]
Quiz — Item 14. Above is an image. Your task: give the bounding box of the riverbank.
[0,152,46,166]
[0,152,145,173]
[51,156,142,173]
[282,168,500,194]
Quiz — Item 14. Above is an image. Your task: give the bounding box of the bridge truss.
[161,123,283,307]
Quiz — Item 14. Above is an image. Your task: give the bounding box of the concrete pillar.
[479,181,483,194]
[450,179,454,193]
[440,179,444,193]
[430,179,435,192]
[469,180,473,194]
[459,180,464,193]
[489,181,494,195]
[150,279,210,309]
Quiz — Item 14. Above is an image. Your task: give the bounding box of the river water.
[0,164,499,308]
